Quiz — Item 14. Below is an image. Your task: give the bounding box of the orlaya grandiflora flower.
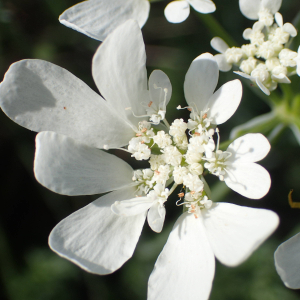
[0,20,172,274]
[275,232,300,289]
[59,0,150,41]
[148,198,279,300]
[239,0,282,26]
[164,0,216,24]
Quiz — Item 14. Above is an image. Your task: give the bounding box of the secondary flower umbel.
[211,4,298,95]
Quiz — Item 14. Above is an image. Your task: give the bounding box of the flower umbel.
[211,2,298,95]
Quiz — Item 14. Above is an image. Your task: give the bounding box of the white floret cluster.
[211,11,298,95]
[127,105,240,216]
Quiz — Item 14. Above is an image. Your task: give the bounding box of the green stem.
[196,13,237,47]
[163,118,170,129]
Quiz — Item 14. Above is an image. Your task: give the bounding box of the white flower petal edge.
[227,133,271,163]
[210,37,229,54]
[275,232,300,289]
[225,162,271,199]
[188,0,216,14]
[148,212,215,300]
[59,0,150,41]
[207,79,242,125]
[234,71,271,96]
[225,133,271,199]
[49,186,146,275]
[34,132,134,196]
[203,202,279,267]
[184,53,219,109]
[0,59,134,149]
[164,1,190,23]
[147,202,166,233]
[239,0,282,20]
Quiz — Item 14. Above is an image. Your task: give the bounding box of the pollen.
[148,101,153,107]
[141,128,147,133]
[202,113,207,119]
[178,192,184,197]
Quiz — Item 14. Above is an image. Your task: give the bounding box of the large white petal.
[188,0,216,14]
[147,203,166,233]
[203,202,279,267]
[111,197,153,216]
[239,0,261,19]
[262,0,282,14]
[164,1,190,24]
[210,37,229,54]
[149,70,172,109]
[92,20,148,128]
[49,186,146,275]
[34,132,134,196]
[184,53,219,111]
[148,212,215,300]
[227,133,271,163]
[275,232,300,289]
[224,162,271,199]
[0,59,133,148]
[239,0,281,19]
[207,79,242,125]
[59,0,150,41]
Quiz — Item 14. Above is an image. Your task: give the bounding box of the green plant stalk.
[196,13,237,47]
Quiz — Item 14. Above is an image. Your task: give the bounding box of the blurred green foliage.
[0,0,300,299]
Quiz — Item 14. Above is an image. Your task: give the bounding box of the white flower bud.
[240,57,257,74]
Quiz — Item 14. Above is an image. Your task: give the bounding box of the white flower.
[275,232,300,289]
[205,133,271,199]
[173,166,189,184]
[169,118,188,137]
[59,0,150,41]
[235,69,273,96]
[243,21,265,45]
[279,48,298,68]
[184,53,242,128]
[270,13,297,44]
[182,173,204,192]
[164,0,216,24]
[153,131,172,149]
[163,145,183,167]
[210,37,232,71]
[239,0,282,25]
[148,203,279,300]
